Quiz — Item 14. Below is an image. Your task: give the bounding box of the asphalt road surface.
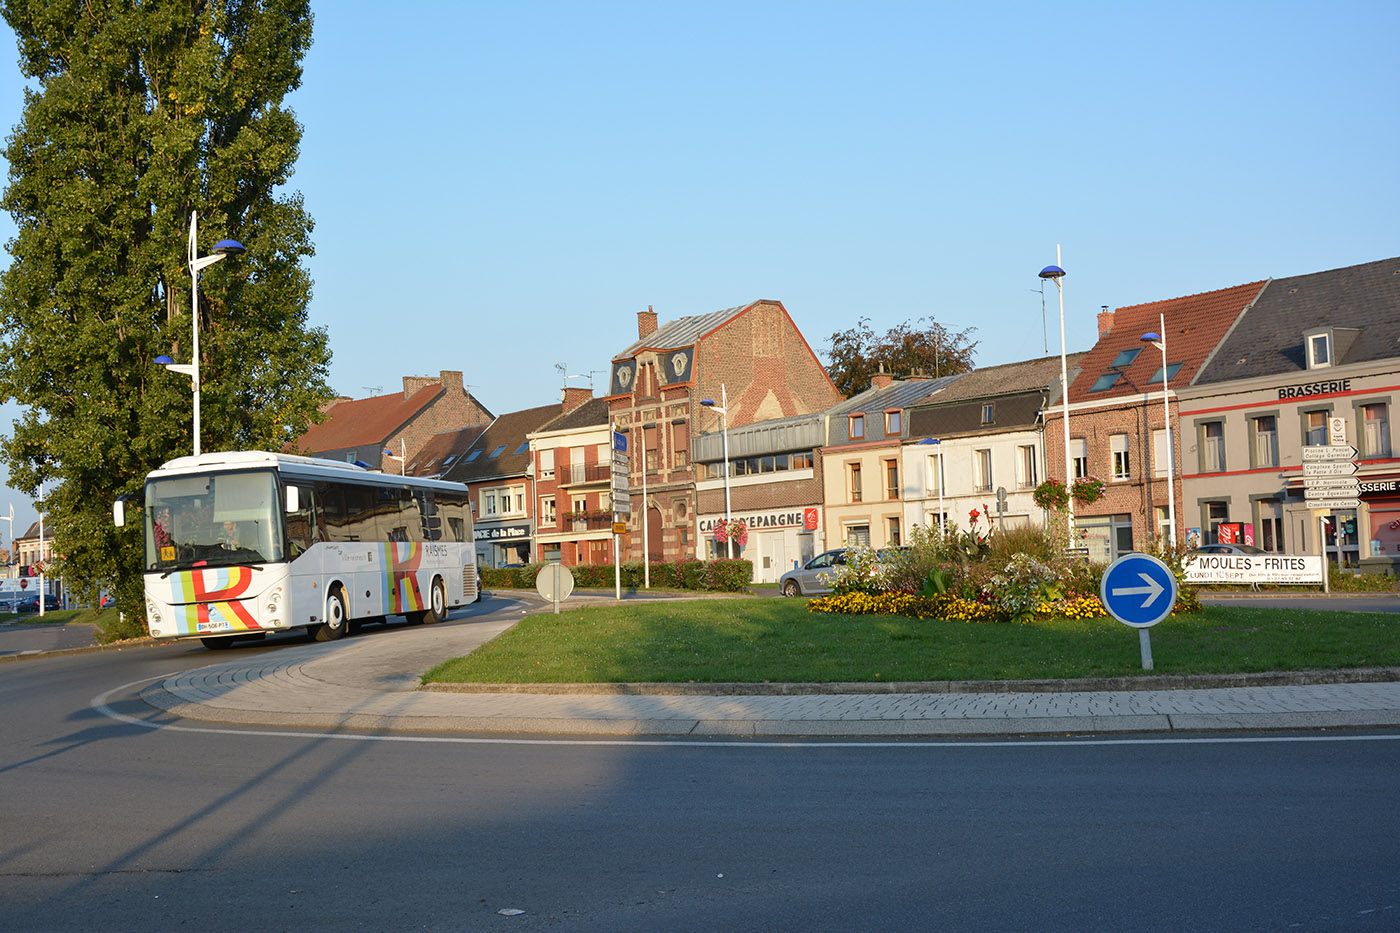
[2,604,1398,930]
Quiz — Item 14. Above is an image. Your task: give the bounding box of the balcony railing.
[559,464,613,486]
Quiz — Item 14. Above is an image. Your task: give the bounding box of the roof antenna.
[361,385,382,397]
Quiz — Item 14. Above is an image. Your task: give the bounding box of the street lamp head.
[916,437,941,445]
[700,399,715,407]
[211,239,245,255]
[1038,264,1065,280]
[382,448,395,457]
[155,355,175,365]
[1140,331,1165,350]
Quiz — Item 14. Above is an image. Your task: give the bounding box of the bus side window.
[285,484,318,557]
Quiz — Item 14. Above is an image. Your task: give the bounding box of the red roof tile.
[1068,281,1267,404]
[296,385,444,453]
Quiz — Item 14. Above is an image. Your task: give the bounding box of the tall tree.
[0,0,332,637]
[823,316,979,396]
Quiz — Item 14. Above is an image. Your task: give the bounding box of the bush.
[481,559,752,592]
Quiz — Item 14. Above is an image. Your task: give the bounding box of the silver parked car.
[779,549,848,597]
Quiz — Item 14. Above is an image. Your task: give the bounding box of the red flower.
[969,508,980,522]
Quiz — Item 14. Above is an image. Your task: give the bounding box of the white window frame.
[1016,445,1037,489]
[1071,438,1088,480]
[1111,433,1131,481]
[1306,331,1332,369]
[974,448,992,493]
[1152,429,1170,478]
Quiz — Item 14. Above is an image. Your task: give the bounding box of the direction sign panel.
[1302,445,1357,462]
[1305,498,1360,510]
[1100,553,1179,629]
[1302,460,1359,477]
[1305,480,1359,496]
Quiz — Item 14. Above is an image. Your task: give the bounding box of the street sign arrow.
[1306,498,1360,510]
[1303,445,1358,462]
[1305,480,1360,495]
[1110,573,1165,609]
[1302,460,1359,477]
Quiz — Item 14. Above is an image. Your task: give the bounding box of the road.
[2,603,1398,930]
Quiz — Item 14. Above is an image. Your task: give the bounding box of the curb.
[423,667,1400,696]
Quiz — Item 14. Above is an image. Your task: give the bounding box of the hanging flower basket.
[1032,478,1070,511]
[713,519,748,547]
[1072,476,1107,504]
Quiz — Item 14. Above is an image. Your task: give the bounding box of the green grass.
[0,608,87,625]
[423,599,1400,684]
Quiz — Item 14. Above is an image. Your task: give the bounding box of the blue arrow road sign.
[1100,552,1178,629]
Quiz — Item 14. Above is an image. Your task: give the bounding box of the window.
[846,523,871,547]
[927,453,943,495]
[1111,433,1131,480]
[885,460,899,499]
[1307,332,1331,369]
[849,462,862,502]
[981,404,994,425]
[539,496,555,526]
[887,517,901,547]
[514,442,529,455]
[1362,403,1391,458]
[1150,362,1183,385]
[489,445,506,458]
[1110,347,1142,368]
[539,448,555,479]
[1090,372,1123,392]
[1199,421,1224,473]
[1252,415,1278,468]
[1304,410,1328,446]
[1257,499,1283,552]
[670,423,689,468]
[483,492,497,517]
[791,451,813,470]
[1017,445,1037,488]
[1206,501,1229,543]
[1071,438,1088,480]
[849,414,865,439]
[1152,429,1171,477]
[974,448,992,493]
[1155,506,1171,541]
[885,410,901,435]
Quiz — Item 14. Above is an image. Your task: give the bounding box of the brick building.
[608,301,842,565]
[529,393,614,567]
[294,371,492,472]
[1047,281,1266,561]
[442,402,564,568]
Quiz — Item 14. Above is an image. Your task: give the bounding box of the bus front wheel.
[312,588,348,642]
[423,578,447,624]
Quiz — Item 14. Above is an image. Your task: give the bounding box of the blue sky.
[1,0,1397,537]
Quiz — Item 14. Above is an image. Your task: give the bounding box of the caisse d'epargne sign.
[1184,554,1323,584]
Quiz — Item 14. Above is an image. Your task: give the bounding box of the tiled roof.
[1195,256,1400,384]
[441,403,562,484]
[296,385,444,453]
[929,353,1089,403]
[535,397,611,434]
[613,303,753,359]
[1068,281,1267,404]
[405,424,489,477]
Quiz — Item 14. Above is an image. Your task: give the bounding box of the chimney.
[870,362,893,391]
[562,386,592,413]
[638,305,658,340]
[1097,305,1115,337]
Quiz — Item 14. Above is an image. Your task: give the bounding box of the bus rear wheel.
[311,588,348,642]
[201,636,237,650]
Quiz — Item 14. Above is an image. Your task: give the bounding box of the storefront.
[473,522,532,568]
[1361,477,1400,574]
[697,507,822,583]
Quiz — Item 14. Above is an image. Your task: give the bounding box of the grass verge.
[424,599,1400,685]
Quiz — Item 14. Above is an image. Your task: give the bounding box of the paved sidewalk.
[135,608,1400,738]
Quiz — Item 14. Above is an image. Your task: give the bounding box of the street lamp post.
[156,211,244,457]
[700,385,733,559]
[1039,251,1074,550]
[1141,314,1177,545]
[382,439,407,475]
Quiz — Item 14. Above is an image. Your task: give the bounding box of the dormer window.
[849,413,865,440]
[1306,331,1332,369]
[981,404,994,424]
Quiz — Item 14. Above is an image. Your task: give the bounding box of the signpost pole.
[1320,514,1330,595]
[1139,628,1154,670]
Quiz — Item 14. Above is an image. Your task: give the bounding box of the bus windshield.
[145,469,285,571]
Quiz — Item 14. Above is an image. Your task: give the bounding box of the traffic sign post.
[1100,552,1179,670]
[1301,435,1360,513]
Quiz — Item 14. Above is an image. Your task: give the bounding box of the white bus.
[114,451,479,649]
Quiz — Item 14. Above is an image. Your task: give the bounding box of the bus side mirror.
[285,485,300,513]
[113,497,128,528]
